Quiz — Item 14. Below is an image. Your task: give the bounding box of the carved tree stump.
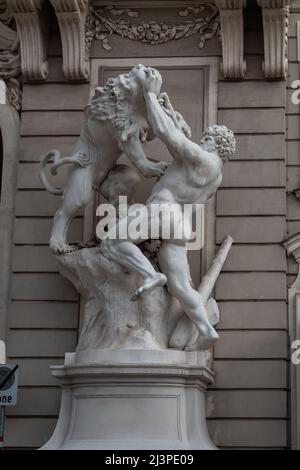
[55,237,232,352]
[56,247,177,351]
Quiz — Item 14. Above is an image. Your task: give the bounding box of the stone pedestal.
[41,349,216,450]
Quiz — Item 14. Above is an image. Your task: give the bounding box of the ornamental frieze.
[85,4,220,52]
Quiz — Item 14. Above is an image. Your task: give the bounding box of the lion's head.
[88,64,153,143]
[87,64,191,146]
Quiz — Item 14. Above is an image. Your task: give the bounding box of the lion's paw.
[74,152,90,167]
[144,160,168,178]
[50,241,79,255]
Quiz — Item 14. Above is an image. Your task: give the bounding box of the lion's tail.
[39,149,64,195]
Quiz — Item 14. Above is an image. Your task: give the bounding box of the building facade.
[0,0,299,449]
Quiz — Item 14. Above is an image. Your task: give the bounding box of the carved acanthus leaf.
[10,0,48,81]
[257,0,290,79]
[50,0,90,81]
[215,0,246,79]
[85,4,220,52]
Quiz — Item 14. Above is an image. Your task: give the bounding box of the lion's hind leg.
[49,165,94,254]
[50,205,79,254]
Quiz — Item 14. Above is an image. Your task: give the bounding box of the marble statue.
[41,65,235,450]
[39,64,168,254]
[100,67,236,350]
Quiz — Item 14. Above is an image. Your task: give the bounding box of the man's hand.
[158,92,173,112]
[143,68,162,96]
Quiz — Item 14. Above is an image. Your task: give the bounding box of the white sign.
[0,340,5,364]
[0,365,18,406]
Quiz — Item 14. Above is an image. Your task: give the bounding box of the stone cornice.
[10,0,48,81]
[257,0,290,79]
[50,0,90,81]
[0,0,292,84]
[215,0,247,79]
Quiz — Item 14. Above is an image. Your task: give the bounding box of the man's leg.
[158,241,219,350]
[100,212,166,300]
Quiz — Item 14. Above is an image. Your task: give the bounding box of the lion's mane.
[87,79,144,143]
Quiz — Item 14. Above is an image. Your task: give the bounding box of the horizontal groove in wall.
[216,298,287,302]
[208,387,287,392]
[17,385,60,389]
[7,356,65,360]
[218,107,286,111]
[21,108,85,113]
[213,358,288,362]
[216,328,287,332]
[228,158,285,162]
[10,298,78,303]
[215,242,287,246]
[5,415,59,419]
[15,216,82,220]
[217,215,286,218]
[9,327,78,331]
[206,417,287,421]
[219,270,287,274]
[220,186,286,190]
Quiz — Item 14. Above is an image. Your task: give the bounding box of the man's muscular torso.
[147,146,222,208]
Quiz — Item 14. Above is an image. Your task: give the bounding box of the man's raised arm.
[143,69,187,157]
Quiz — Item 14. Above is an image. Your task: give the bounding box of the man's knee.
[167,278,189,299]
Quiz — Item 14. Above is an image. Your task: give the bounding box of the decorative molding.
[215,0,246,79]
[0,104,20,344]
[0,3,22,110]
[285,232,300,449]
[10,0,48,81]
[257,0,290,79]
[93,0,217,5]
[85,4,220,52]
[50,0,90,81]
[297,19,300,62]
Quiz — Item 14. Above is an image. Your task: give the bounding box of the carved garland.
[85,4,220,52]
[0,1,22,110]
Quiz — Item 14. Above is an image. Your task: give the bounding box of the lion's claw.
[50,241,80,255]
[143,160,168,178]
[74,152,90,167]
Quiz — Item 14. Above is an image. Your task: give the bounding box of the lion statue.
[39,64,191,254]
[39,64,165,254]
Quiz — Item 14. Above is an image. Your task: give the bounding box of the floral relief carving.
[85,4,220,52]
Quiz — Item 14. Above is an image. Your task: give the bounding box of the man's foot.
[185,324,219,351]
[130,273,167,301]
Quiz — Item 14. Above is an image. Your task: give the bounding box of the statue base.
[41,349,217,450]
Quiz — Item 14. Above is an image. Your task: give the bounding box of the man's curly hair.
[204,125,236,162]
